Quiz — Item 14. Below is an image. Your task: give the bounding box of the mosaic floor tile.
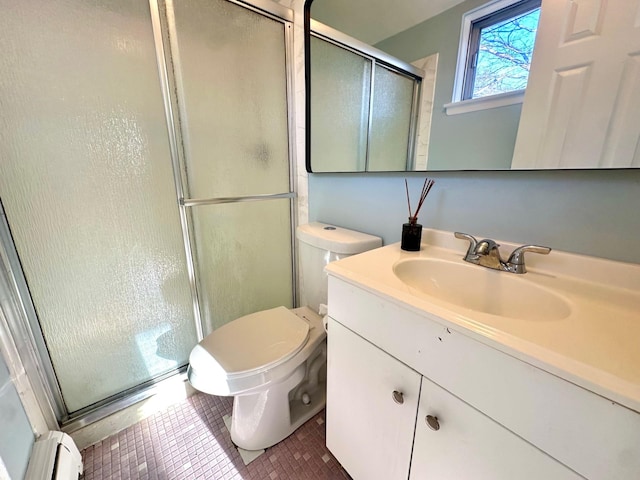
[81,392,351,480]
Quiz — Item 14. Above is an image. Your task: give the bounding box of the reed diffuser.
[401,177,435,251]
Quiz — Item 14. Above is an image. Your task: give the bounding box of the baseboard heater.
[25,431,82,480]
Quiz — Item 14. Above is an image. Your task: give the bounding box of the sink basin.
[392,258,571,321]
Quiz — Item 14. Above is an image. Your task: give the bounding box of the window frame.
[451,0,541,105]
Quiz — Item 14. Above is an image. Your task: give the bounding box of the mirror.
[304,0,640,172]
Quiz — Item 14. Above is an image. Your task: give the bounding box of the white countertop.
[325,228,640,413]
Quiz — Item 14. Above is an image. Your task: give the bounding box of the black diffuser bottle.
[402,177,434,252]
[401,220,422,251]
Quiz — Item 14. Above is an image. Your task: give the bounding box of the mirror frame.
[304,0,638,174]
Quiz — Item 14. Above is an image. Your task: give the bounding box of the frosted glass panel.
[369,65,416,171]
[0,0,196,412]
[311,36,371,172]
[167,0,290,198]
[193,200,293,335]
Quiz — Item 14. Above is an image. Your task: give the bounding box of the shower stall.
[0,0,296,428]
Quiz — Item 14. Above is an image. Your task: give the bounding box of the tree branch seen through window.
[463,0,541,100]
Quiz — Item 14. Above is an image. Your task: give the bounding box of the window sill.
[444,89,525,115]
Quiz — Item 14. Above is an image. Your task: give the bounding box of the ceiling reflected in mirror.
[311,0,466,46]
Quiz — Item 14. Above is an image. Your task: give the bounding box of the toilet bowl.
[187,223,382,450]
[188,306,326,450]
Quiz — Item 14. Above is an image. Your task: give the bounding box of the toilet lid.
[196,306,310,376]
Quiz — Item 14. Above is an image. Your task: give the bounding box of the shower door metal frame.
[150,0,299,343]
[0,201,61,430]
[0,0,297,433]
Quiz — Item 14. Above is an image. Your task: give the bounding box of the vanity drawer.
[328,276,640,480]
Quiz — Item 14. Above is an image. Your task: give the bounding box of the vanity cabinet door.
[409,376,583,480]
[326,318,421,480]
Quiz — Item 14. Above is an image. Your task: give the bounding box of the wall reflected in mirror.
[306,0,640,172]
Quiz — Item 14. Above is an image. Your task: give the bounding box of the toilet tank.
[296,223,382,313]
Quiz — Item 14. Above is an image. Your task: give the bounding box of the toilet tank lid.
[296,222,382,255]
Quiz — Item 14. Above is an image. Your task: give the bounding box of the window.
[451,0,541,109]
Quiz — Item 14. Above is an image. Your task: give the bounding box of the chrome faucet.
[454,232,551,274]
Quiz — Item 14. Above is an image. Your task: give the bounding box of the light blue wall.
[0,355,34,480]
[308,169,640,264]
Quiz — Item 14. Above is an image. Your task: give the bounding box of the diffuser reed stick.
[405,177,435,225]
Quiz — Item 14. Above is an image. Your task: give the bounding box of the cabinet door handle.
[392,390,404,404]
[426,415,440,431]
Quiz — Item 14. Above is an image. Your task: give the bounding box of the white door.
[326,318,421,480]
[512,0,640,168]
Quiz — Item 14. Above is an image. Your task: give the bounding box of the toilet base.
[230,344,327,451]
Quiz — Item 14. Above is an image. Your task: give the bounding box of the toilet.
[187,222,381,451]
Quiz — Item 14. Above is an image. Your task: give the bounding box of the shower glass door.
[0,0,198,414]
[0,0,294,420]
[161,0,295,336]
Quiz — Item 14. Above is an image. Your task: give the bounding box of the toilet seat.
[188,307,324,397]
[189,306,310,395]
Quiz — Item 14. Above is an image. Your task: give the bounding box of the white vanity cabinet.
[326,319,421,480]
[327,317,580,480]
[326,273,640,480]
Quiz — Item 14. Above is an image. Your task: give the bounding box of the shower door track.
[61,367,189,433]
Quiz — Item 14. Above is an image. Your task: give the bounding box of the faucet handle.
[454,232,477,258]
[507,245,551,273]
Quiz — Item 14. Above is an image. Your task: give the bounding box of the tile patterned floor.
[81,392,351,480]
